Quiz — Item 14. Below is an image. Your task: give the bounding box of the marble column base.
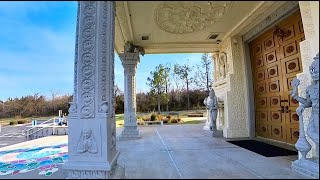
[66,164,125,179]
[64,151,125,179]
[118,126,141,140]
[203,123,211,131]
[291,158,319,178]
[212,130,223,137]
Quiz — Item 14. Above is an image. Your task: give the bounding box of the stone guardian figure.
[204,90,219,133]
[291,53,319,164]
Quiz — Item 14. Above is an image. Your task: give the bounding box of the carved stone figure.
[291,53,319,163]
[204,90,219,131]
[77,129,98,154]
[219,53,226,78]
[124,42,145,56]
[98,101,108,113]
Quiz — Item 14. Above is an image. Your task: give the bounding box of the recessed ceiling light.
[209,34,219,40]
[142,36,149,40]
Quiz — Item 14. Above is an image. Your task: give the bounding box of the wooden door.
[250,10,305,144]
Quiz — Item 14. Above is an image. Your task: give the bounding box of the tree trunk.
[186,79,190,110]
[157,95,161,114]
[166,82,169,112]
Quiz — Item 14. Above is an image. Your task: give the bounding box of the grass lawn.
[115,110,206,127]
[0,116,57,126]
[1,110,206,127]
[116,114,125,127]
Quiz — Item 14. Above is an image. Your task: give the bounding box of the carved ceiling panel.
[153,1,233,34]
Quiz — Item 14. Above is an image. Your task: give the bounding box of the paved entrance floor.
[0,123,311,179]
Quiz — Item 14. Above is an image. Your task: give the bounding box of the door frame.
[242,2,300,140]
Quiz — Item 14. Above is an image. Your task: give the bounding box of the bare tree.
[193,53,213,92]
[173,61,193,110]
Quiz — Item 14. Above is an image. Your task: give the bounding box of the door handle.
[278,106,284,113]
[284,106,291,113]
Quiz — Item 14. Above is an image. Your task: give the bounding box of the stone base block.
[212,130,223,137]
[203,124,210,130]
[117,126,141,140]
[65,164,125,179]
[292,158,319,178]
[110,164,125,179]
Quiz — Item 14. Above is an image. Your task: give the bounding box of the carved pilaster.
[118,52,141,139]
[212,51,219,81]
[64,2,124,178]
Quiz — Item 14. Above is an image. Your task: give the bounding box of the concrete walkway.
[0,123,312,179]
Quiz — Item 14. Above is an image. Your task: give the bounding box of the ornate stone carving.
[80,2,96,119]
[299,2,316,42]
[111,120,116,149]
[154,1,233,34]
[212,51,219,81]
[68,170,106,179]
[243,1,299,42]
[291,53,319,163]
[77,128,98,154]
[73,2,80,105]
[100,2,109,104]
[124,42,145,56]
[219,52,227,79]
[98,101,108,113]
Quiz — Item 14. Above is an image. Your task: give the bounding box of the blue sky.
[0,1,206,101]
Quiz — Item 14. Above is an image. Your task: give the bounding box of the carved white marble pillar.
[63,2,124,179]
[118,52,141,139]
[217,101,224,131]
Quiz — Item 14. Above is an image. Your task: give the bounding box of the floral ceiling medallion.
[154,1,233,34]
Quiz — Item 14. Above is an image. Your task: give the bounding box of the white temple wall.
[296,1,319,158]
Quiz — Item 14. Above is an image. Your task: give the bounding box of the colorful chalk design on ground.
[0,143,68,176]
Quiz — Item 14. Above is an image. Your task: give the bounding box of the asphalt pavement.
[0,123,31,148]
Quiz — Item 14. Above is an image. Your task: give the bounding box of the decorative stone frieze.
[154,1,233,34]
[243,1,299,42]
[63,1,124,179]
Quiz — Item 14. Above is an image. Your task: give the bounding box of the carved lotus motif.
[154,1,233,34]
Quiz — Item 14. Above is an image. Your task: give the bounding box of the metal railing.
[24,117,58,140]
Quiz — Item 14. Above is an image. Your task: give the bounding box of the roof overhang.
[115,1,287,54]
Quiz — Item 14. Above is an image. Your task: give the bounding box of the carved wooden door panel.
[250,10,304,144]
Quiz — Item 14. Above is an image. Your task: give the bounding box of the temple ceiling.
[115,1,287,54]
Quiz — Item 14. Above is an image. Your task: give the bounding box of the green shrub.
[150,114,157,121]
[9,121,18,125]
[17,120,26,124]
[150,114,156,121]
